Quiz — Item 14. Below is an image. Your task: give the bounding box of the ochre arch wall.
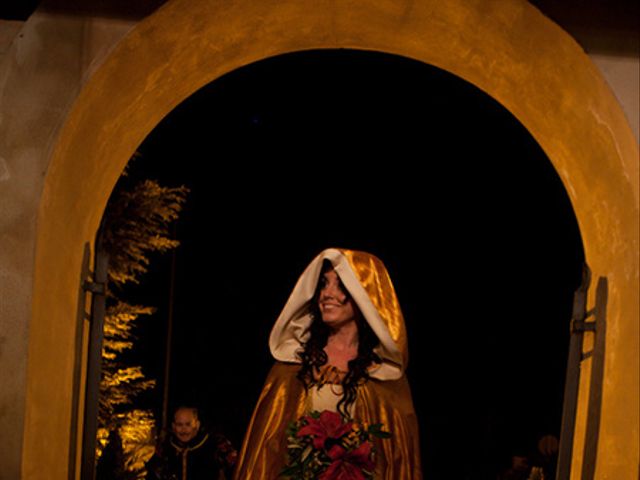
[24,0,638,478]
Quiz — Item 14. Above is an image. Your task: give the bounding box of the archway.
[26,1,638,479]
[120,48,584,478]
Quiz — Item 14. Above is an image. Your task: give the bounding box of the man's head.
[511,454,529,471]
[172,407,200,443]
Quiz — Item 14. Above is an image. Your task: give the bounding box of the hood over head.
[269,248,408,380]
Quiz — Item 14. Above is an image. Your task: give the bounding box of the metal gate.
[69,235,108,480]
[556,265,608,480]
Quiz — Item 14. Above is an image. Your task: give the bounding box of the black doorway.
[121,49,584,479]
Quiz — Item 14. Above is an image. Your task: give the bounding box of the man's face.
[172,408,200,443]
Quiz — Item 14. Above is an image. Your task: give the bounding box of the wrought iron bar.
[581,277,607,480]
[80,246,108,480]
[556,265,591,480]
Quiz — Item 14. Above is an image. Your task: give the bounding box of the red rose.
[296,410,353,450]
[319,442,375,480]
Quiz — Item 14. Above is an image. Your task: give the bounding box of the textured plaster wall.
[0,11,135,479]
[589,53,639,143]
[0,13,83,480]
[0,20,23,59]
[0,0,637,479]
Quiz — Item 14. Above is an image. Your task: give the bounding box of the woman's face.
[317,267,360,328]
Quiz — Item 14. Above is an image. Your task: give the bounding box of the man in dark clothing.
[145,406,237,480]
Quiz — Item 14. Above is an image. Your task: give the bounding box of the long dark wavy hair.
[297,260,381,418]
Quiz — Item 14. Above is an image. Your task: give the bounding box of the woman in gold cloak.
[233,248,422,479]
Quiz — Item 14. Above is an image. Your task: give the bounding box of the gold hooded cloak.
[233,249,422,479]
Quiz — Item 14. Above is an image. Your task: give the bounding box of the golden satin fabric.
[233,362,422,479]
[340,249,408,364]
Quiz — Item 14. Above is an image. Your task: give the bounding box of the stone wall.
[0,1,636,478]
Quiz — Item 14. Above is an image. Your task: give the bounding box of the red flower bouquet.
[280,410,390,480]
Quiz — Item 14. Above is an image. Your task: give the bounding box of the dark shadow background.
[116,49,584,479]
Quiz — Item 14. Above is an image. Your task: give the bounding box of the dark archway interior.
[116,49,584,478]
